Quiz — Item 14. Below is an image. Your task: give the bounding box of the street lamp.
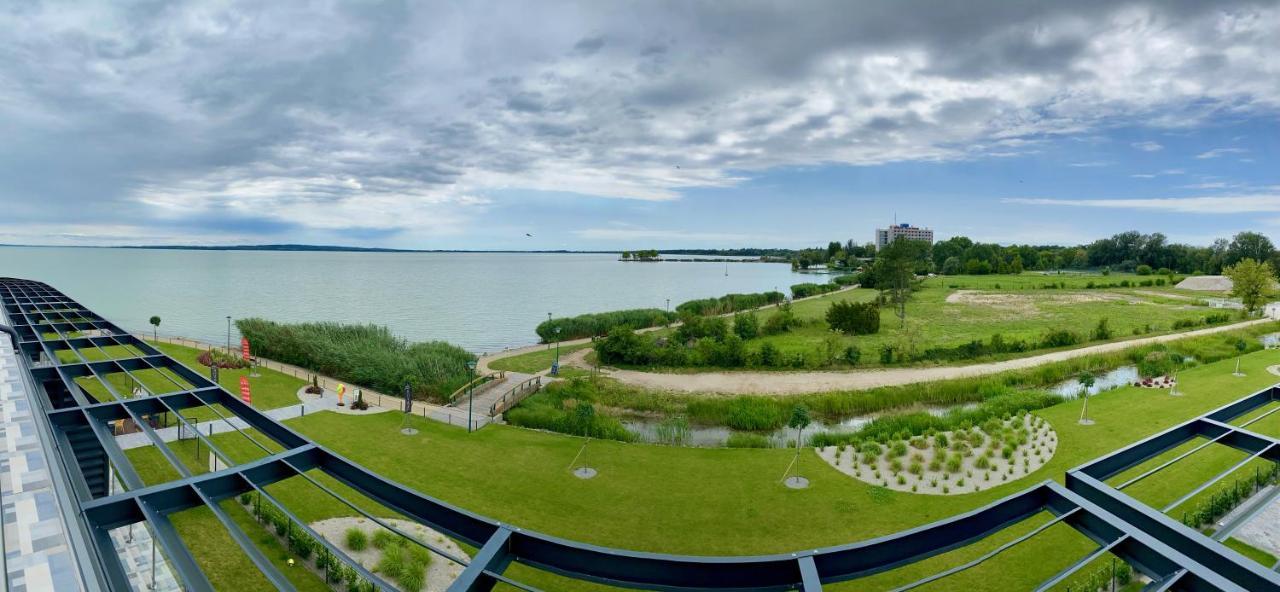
[465,359,477,433]
[226,316,232,354]
[547,312,553,350]
[552,327,561,376]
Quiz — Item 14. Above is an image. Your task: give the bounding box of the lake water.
[0,247,809,352]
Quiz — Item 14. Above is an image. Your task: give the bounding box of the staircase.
[64,425,109,498]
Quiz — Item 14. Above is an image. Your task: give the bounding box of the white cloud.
[572,227,754,243]
[1004,194,1280,214]
[1069,161,1112,167]
[1196,148,1250,159]
[2,1,1280,243]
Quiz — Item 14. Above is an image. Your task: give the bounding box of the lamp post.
[466,360,477,433]
[225,316,232,354]
[547,312,552,350]
[553,327,561,376]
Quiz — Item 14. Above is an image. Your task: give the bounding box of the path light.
[466,359,477,433]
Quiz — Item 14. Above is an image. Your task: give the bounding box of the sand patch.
[944,290,1143,313]
[310,517,467,591]
[817,414,1057,495]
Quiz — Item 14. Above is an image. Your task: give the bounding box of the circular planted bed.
[816,412,1057,495]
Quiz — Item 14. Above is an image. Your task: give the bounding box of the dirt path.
[570,319,1274,395]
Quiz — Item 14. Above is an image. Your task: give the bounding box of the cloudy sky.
[1,1,1278,250]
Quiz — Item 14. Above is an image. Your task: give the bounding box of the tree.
[149,315,162,340]
[1226,231,1275,266]
[732,312,759,340]
[788,404,811,452]
[874,238,929,327]
[1078,372,1096,425]
[1223,258,1275,314]
[1233,338,1248,377]
[941,256,961,275]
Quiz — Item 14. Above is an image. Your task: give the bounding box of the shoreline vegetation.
[235,318,475,404]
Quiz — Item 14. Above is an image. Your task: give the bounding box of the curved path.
[562,319,1274,395]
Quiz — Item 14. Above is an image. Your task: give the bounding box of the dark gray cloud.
[0,0,1278,245]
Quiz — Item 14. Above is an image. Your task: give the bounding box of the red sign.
[239,376,252,405]
[241,337,251,362]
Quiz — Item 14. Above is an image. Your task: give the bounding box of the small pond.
[1049,365,1139,399]
[622,403,978,448]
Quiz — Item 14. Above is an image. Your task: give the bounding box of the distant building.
[875,223,934,250]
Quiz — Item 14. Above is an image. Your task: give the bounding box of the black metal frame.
[4,277,1280,591]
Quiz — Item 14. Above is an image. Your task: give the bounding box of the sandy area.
[944,289,1141,311]
[817,415,1057,495]
[562,319,1270,395]
[310,517,467,591]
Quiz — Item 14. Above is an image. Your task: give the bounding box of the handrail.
[447,371,504,404]
[490,375,541,416]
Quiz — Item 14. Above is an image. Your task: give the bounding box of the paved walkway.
[559,319,1275,395]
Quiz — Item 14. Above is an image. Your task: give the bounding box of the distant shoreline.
[0,243,793,256]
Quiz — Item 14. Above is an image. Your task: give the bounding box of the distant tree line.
[620,249,661,261]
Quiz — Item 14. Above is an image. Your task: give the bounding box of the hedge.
[675,291,784,316]
[536,308,676,342]
[791,282,841,299]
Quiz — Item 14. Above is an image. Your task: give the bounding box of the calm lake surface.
[0,247,811,352]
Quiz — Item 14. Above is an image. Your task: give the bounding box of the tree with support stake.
[1078,372,1096,425]
[783,404,811,488]
[149,315,161,340]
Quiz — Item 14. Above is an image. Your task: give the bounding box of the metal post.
[466,360,477,433]
[226,315,231,354]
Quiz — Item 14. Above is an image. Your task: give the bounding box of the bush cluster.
[790,282,841,299]
[826,300,880,335]
[536,308,676,342]
[504,378,637,441]
[236,318,473,403]
[247,497,375,591]
[196,348,249,369]
[675,291,784,316]
[808,390,1062,447]
[831,274,859,286]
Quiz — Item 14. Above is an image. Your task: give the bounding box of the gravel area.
[310,517,467,591]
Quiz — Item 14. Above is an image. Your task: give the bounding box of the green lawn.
[121,340,1280,590]
[489,342,593,373]
[634,273,1232,370]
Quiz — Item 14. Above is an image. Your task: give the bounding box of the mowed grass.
[489,342,593,374]
[122,343,1280,590]
[745,274,1219,366]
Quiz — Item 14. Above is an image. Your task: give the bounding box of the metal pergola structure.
[3,276,1280,591]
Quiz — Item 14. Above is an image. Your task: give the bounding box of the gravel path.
[567,319,1273,395]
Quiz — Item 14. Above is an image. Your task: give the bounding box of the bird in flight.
[525,233,533,237]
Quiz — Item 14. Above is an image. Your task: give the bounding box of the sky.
[1,0,1278,251]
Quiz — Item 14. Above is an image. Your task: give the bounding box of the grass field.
[607,273,1234,372]
[488,342,593,373]
[122,340,1280,590]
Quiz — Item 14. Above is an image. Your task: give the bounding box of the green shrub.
[1135,264,1152,275]
[677,291,785,316]
[791,282,840,299]
[733,312,760,340]
[832,274,858,286]
[371,529,395,550]
[826,300,880,335]
[1039,329,1080,348]
[538,309,676,342]
[236,318,474,403]
[761,304,800,335]
[345,527,368,552]
[726,432,772,448]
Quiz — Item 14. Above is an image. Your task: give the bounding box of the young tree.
[149,315,162,340]
[788,404,811,452]
[1078,372,1096,425]
[1233,338,1248,377]
[1224,258,1275,314]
